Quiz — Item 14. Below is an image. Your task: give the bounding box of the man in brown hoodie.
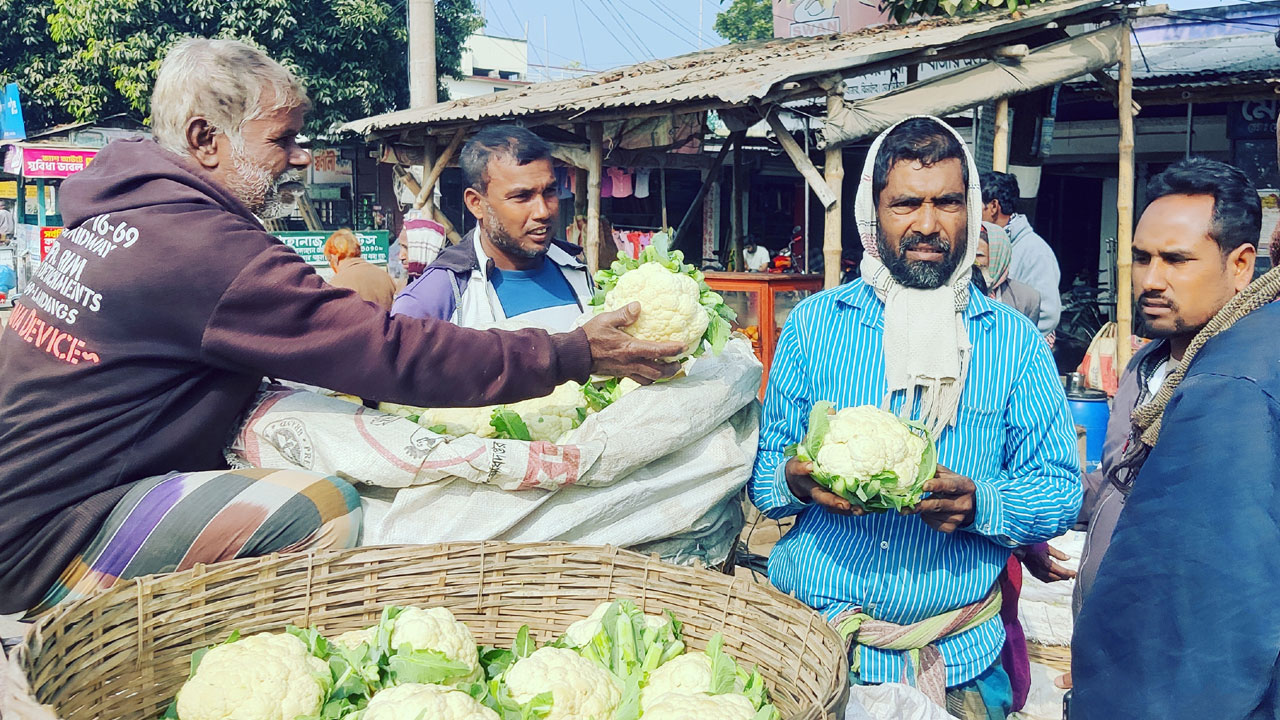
[0,38,683,614]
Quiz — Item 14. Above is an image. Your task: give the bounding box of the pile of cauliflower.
[786,401,938,512]
[591,231,736,360]
[163,599,780,720]
[376,377,638,445]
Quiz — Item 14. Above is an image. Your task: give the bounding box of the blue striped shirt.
[749,279,1081,687]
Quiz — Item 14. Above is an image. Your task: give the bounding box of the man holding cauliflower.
[748,117,1080,719]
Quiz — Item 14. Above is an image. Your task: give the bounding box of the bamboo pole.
[586,122,604,275]
[765,110,837,208]
[660,167,668,229]
[414,128,467,210]
[417,141,437,213]
[1116,25,1136,370]
[731,135,746,271]
[992,97,1010,173]
[673,130,744,250]
[824,86,846,289]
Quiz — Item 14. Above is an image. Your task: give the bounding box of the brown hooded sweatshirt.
[0,139,591,612]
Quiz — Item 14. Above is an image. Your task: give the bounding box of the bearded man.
[0,39,684,616]
[391,125,594,331]
[747,116,1080,719]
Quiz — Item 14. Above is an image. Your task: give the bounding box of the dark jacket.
[1072,301,1280,720]
[0,139,590,612]
[1072,338,1166,616]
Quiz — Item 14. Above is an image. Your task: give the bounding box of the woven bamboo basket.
[1026,642,1071,673]
[10,543,849,720]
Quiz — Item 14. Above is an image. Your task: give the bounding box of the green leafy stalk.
[490,407,533,442]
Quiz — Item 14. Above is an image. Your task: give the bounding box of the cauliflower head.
[415,405,497,438]
[817,405,927,486]
[641,653,713,710]
[363,683,499,720]
[331,626,376,651]
[175,632,328,720]
[562,601,673,649]
[503,381,587,443]
[791,402,936,512]
[641,692,757,720]
[601,262,708,354]
[504,647,621,720]
[390,607,482,683]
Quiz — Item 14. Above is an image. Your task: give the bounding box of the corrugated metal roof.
[343,0,1120,138]
[1130,31,1280,80]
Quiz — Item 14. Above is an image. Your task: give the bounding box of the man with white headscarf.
[748,117,1080,719]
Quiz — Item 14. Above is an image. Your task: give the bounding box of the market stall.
[343,0,1139,365]
[704,271,824,396]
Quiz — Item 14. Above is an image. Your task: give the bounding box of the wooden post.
[417,141,437,213]
[574,168,589,216]
[586,122,604,275]
[1116,25,1136,370]
[992,98,1010,172]
[824,86,846,289]
[660,167,668,229]
[731,135,746,271]
[673,130,744,250]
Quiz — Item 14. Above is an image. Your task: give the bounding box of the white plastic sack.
[845,683,952,720]
[230,338,763,565]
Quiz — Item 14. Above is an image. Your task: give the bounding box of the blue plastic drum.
[1067,389,1110,472]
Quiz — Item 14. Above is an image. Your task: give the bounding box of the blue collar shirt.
[748,279,1081,687]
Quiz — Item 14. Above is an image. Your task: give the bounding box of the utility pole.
[409,0,437,107]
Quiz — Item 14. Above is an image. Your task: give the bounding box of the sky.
[481,0,1267,78]
[476,0,732,79]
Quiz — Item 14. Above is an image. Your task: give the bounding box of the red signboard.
[40,226,62,259]
[20,147,97,179]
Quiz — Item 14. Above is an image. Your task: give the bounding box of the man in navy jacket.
[1072,160,1280,718]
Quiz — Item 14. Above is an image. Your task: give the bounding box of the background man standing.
[323,228,397,310]
[392,126,594,331]
[980,171,1061,334]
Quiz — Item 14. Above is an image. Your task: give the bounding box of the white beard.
[228,146,303,220]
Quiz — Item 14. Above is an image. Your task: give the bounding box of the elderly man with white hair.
[0,38,684,616]
[748,117,1080,719]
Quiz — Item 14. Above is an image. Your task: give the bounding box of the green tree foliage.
[715,0,774,44]
[0,0,483,134]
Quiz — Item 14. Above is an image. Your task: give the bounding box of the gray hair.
[151,38,311,155]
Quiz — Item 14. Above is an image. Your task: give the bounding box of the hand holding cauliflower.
[787,402,938,512]
[590,231,735,360]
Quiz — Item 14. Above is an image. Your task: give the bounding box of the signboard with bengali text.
[273,230,388,267]
[17,147,97,179]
